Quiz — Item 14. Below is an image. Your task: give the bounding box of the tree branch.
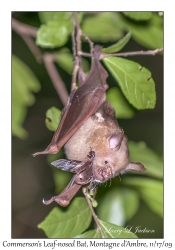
[71,12,82,91]
[43,54,69,105]
[81,32,94,55]
[12,18,38,37]
[21,35,43,63]
[12,17,69,105]
[100,47,163,59]
[79,47,163,59]
[12,18,43,63]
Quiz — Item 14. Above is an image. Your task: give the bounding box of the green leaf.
[36,19,72,48]
[12,55,40,105]
[107,87,135,118]
[38,12,71,24]
[123,12,152,21]
[124,178,163,217]
[38,197,92,238]
[97,188,139,226]
[82,12,123,42]
[99,220,138,238]
[45,107,61,132]
[128,141,163,178]
[103,57,156,109]
[56,48,74,74]
[38,12,83,25]
[12,103,28,139]
[102,30,132,53]
[121,13,163,49]
[75,230,101,238]
[12,55,40,139]
[122,189,139,222]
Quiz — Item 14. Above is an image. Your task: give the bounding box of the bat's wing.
[33,46,108,156]
[51,159,86,173]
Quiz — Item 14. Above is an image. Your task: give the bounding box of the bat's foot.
[42,196,70,207]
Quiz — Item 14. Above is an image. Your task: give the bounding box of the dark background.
[12,12,163,238]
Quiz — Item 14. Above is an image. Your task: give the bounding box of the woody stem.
[82,187,105,238]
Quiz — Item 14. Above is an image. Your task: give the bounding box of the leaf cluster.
[12,55,40,139]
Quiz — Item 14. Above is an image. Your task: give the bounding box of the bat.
[34,45,146,206]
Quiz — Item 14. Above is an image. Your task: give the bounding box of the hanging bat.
[33,45,146,205]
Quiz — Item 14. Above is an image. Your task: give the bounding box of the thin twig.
[79,52,93,58]
[71,19,76,59]
[71,57,79,91]
[81,32,94,55]
[74,12,82,54]
[100,47,163,59]
[21,35,43,63]
[71,13,78,91]
[12,18,43,62]
[83,187,105,238]
[79,47,163,60]
[43,53,69,105]
[71,12,82,91]
[12,18,38,37]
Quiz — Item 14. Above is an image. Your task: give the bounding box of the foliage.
[103,57,156,109]
[12,11,163,238]
[38,197,92,238]
[102,30,132,53]
[106,87,135,119]
[12,55,40,139]
[38,197,137,238]
[45,107,61,131]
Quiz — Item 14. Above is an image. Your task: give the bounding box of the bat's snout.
[93,165,113,183]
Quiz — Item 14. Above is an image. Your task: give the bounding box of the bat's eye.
[104,161,108,165]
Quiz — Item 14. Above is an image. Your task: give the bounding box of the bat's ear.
[125,162,146,172]
[109,131,124,150]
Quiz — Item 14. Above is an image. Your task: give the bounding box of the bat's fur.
[65,100,145,183]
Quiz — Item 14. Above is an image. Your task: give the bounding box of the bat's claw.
[42,197,54,205]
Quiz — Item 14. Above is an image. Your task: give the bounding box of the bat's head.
[92,131,146,183]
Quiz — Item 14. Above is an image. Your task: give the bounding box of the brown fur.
[64,100,142,183]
